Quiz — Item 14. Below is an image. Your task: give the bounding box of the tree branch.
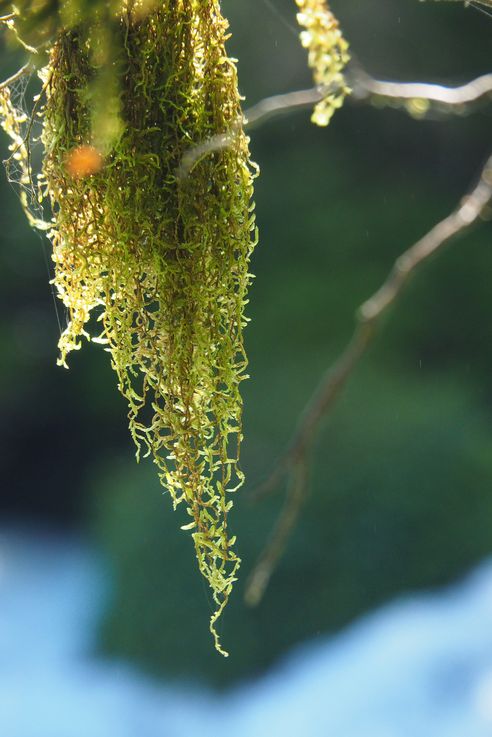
[177,85,333,179]
[349,64,492,111]
[0,62,31,91]
[244,153,492,607]
[178,66,492,177]
[175,49,492,605]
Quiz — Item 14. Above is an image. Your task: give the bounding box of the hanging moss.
[295,0,350,126]
[0,0,350,655]
[1,0,258,656]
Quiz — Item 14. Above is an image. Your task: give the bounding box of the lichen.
[0,0,258,656]
[295,0,351,126]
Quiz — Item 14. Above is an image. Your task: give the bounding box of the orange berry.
[65,145,103,178]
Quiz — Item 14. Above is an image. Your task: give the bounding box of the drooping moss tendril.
[0,0,258,656]
[295,0,350,125]
[0,0,348,656]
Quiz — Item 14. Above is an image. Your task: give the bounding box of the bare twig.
[244,85,333,128]
[177,85,332,179]
[0,62,31,92]
[178,67,492,178]
[245,461,309,607]
[349,64,492,110]
[245,153,492,607]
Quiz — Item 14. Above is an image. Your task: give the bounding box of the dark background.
[1,0,492,686]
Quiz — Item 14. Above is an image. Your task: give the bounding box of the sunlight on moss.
[295,0,350,126]
[0,0,258,656]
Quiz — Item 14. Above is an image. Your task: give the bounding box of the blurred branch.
[177,85,332,179]
[179,67,492,177]
[245,153,492,608]
[349,64,492,111]
[0,62,31,91]
[244,86,329,127]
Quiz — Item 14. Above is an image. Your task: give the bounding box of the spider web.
[0,67,63,334]
[2,69,48,229]
[434,0,492,18]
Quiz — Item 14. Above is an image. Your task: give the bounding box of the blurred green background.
[1,0,492,687]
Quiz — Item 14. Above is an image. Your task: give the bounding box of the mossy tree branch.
[1,0,491,652]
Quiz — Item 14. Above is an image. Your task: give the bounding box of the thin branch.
[245,153,492,607]
[349,65,492,109]
[178,67,492,178]
[177,85,331,179]
[245,460,309,607]
[0,62,31,92]
[244,85,331,128]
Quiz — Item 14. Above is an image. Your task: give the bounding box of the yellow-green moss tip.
[295,0,351,126]
[1,0,258,655]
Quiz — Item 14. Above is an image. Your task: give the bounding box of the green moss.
[0,0,350,656]
[1,0,258,655]
[295,0,350,126]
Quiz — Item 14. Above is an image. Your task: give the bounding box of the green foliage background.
[1,0,492,685]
